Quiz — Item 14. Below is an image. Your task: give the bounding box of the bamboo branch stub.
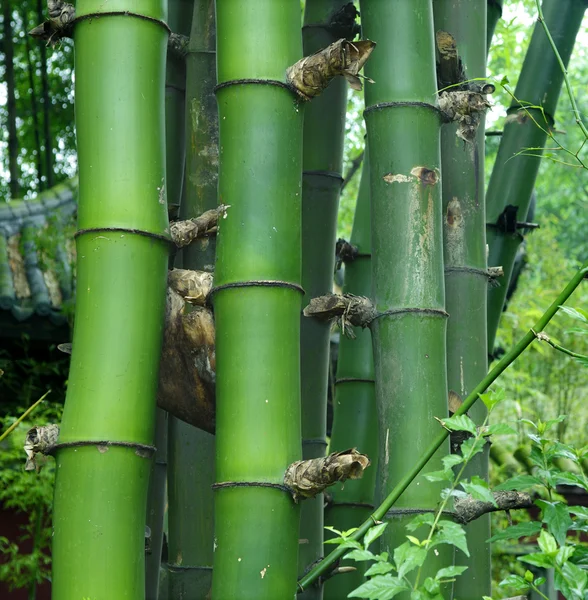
[168,268,213,306]
[170,204,229,248]
[303,293,376,336]
[29,0,75,45]
[24,424,59,471]
[284,449,370,501]
[287,39,376,101]
[335,238,359,271]
[168,32,189,59]
[454,491,533,524]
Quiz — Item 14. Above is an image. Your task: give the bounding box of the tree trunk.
[51,1,170,597]
[22,5,44,191]
[36,0,53,188]
[2,0,20,199]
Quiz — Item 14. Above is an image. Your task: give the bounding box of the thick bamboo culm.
[51,1,170,597]
[298,1,351,597]
[324,149,379,600]
[167,1,217,598]
[486,0,587,354]
[211,1,304,597]
[434,1,491,597]
[486,0,503,51]
[359,0,453,579]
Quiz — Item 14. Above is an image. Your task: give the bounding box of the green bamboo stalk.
[486,0,587,355]
[486,0,503,52]
[299,259,588,590]
[51,2,170,598]
[434,2,490,597]
[167,4,217,597]
[324,150,378,600]
[167,419,215,598]
[165,0,193,213]
[147,3,193,595]
[211,1,304,597]
[359,0,452,579]
[299,2,351,596]
[145,409,168,600]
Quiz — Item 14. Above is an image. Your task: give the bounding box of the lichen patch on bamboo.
[383,173,412,184]
[286,39,376,100]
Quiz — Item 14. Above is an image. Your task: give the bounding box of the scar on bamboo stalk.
[436,30,494,143]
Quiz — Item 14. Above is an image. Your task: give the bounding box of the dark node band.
[72,11,171,34]
[385,507,455,519]
[507,104,554,127]
[165,82,186,93]
[302,438,329,447]
[214,79,295,95]
[487,204,539,235]
[371,307,449,322]
[445,266,501,282]
[75,227,173,246]
[326,501,375,509]
[48,440,156,458]
[209,280,305,298]
[364,101,447,121]
[335,377,375,384]
[167,565,213,572]
[212,481,293,495]
[303,170,344,183]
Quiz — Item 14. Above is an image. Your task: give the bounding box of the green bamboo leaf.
[559,561,587,599]
[519,552,555,568]
[435,565,468,580]
[431,520,469,557]
[442,415,477,435]
[442,454,464,470]
[347,549,379,562]
[461,476,497,506]
[556,545,575,566]
[478,388,505,411]
[499,574,530,593]
[364,562,395,577]
[424,469,453,483]
[348,575,409,599]
[488,521,542,542]
[537,529,558,554]
[537,501,573,546]
[558,305,588,323]
[494,475,543,491]
[406,513,435,532]
[423,577,441,595]
[569,506,588,520]
[393,542,427,579]
[484,423,517,436]
[364,522,388,549]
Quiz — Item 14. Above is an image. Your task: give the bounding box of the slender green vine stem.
[298,261,588,591]
[535,0,588,142]
[0,390,50,443]
[533,329,588,361]
[414,413,491,589]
